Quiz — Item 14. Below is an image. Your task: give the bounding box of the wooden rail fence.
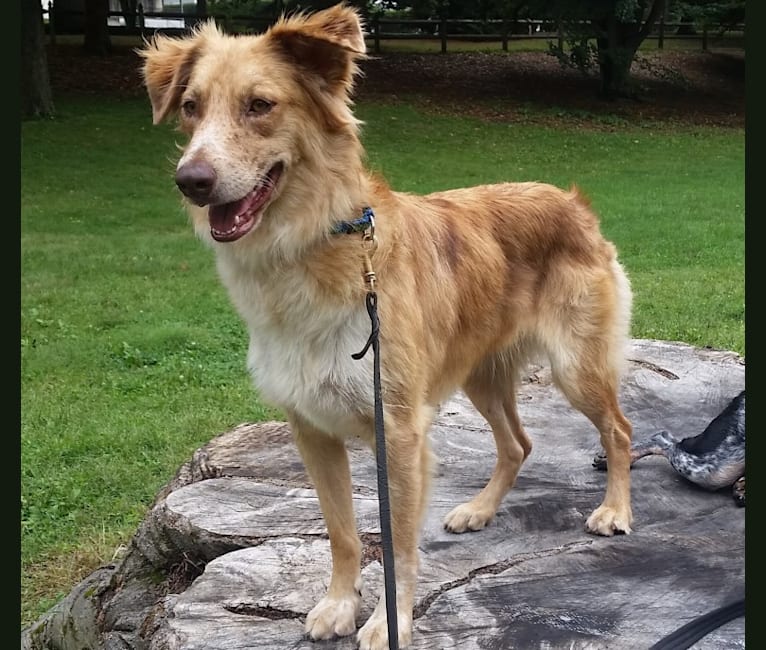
[42,2,744,53]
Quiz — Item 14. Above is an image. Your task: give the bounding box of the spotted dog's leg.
[732,476,745,507]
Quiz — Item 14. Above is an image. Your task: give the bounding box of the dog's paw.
[357,608,412,650]
[443,502,495,533]
[305,592,361,640]
[585,505,632,536]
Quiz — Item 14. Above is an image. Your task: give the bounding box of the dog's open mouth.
[208,163,284,242]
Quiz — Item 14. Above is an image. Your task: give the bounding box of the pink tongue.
[209,196,251,233]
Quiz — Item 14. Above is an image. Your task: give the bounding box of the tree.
[673,0,744,31]
[531,0,744,98]
[21,0,55,119]
[83,0,112,55]
[535,0,666,99]
[381,0,659,96]
[380,0,743,98]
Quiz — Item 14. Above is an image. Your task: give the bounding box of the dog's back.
[369,180,632,409]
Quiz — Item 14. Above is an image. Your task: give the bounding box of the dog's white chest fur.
[220,260,375,437]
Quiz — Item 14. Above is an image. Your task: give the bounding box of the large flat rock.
[151,339,745,649]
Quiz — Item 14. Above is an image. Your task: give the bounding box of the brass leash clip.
[361,215,378,293]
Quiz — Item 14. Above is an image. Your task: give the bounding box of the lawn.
[20,96,744,628]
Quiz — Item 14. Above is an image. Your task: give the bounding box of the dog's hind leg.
[444,366,532,533]
[535,257,634,535]
[550,341,633,536]
[290,415,362,641]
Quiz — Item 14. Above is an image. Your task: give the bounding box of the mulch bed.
[46,42,744,128]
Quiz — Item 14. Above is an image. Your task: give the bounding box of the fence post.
[440,17,447,53]
[373,15,380,54]
[138,2,144,38]
[557,21,563,51]
[702,23,708,50]
[658,16,664,49]
[501,18,508,52]
[48,0,56,46]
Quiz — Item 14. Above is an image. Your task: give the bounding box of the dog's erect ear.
[268,4,366,92]
[138,24,215,124]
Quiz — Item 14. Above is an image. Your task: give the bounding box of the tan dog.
[140,5,634,648]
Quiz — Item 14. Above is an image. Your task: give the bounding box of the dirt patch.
[47,42,744,128]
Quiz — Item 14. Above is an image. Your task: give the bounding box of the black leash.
[649,598,745,650]
[350,210,399,650]
[353,292,399,650]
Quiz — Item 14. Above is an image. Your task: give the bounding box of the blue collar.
[330,206,375,235]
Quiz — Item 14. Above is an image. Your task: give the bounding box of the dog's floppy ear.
[268,4,366,92]
[138,23,214,124]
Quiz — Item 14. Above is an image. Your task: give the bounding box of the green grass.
[20,97,744,628]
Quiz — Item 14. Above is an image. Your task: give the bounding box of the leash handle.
[649,598,744,650]
[353,291,399,650]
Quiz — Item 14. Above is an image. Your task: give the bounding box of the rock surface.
[22,339,746,650]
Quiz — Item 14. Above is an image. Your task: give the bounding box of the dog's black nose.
[175,160,217,204]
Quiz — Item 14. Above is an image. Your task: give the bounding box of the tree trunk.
[83,0,111,55]
[594,0,665,99]
[21,0,55,119]
[595,35,639,99]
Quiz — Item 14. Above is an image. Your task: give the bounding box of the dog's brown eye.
[182,100,197,117]
[248,99,273,116]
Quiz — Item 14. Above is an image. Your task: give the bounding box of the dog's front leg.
[291,415,362,640]
[357,420,432,650]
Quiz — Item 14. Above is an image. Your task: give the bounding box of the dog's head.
[139,4,366,249]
